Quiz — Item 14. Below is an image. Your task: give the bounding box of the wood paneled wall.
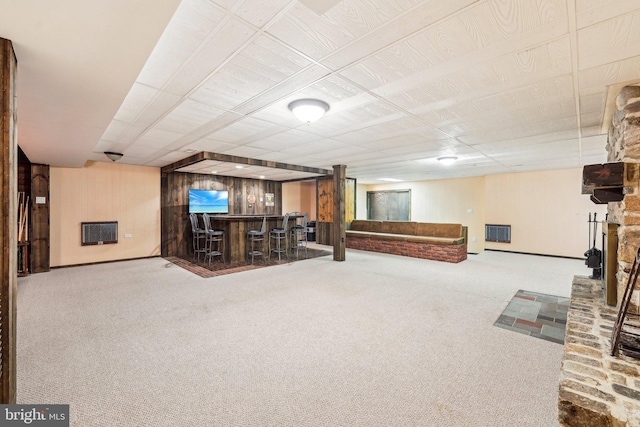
[161,172,282,258]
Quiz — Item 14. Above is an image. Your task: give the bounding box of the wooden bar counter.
[208,214,294,263]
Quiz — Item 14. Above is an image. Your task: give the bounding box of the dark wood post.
[0,37,18,404]
[31,164,50,273]
[333,165,346,261]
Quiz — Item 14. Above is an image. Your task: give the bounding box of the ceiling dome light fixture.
[437,156,458,166]
[104,151,123,162]
[288,98,330,124]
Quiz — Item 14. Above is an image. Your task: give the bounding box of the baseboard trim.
[50,255,161,270]
[484,248,583,261]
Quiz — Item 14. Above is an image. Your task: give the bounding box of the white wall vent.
[81,221,118,245]
[485,224,511,243]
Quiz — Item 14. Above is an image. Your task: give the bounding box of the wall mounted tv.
[189,189,229,214]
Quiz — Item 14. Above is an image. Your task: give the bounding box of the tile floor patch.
[494,290,569,344]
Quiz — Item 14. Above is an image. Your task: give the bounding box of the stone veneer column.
[607,86,640,306]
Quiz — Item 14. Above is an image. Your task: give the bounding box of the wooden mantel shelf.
[582,162,631,204]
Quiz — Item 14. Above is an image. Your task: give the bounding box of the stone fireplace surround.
[559,87,640,426]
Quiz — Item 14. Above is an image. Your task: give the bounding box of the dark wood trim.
[0,37,17,404]
[332,165,346,261]
[30,164,50,273]
[161,151,332,177]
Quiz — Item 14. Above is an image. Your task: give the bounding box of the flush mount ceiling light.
[104,151,123,162]
[437,156,458,166]
[288,99,330,123]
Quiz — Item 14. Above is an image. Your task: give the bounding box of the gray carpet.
[17,246,581,426]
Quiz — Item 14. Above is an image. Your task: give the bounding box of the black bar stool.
[269,213,290,261]
[202,213,224,265]
[247,216,267,264]
[189,213,207,262]
[289,212,308,259]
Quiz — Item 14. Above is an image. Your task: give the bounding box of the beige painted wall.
[50,161,160,267]
[364,177,486,254]
[359,168,607,257]
[485,168,607,258]
[282,181,316,220]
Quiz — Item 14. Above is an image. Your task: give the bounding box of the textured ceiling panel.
[9,0,640,182]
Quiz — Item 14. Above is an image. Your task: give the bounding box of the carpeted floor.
[16,247,583,426]
[166,247,332,278]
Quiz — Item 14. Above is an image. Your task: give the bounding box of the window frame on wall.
[366,189,411,221]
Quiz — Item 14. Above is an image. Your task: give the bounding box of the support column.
[30,164,50,273]
[332,164,346,261]
[0,37,18,404]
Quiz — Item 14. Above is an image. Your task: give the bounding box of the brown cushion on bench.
[379,221,417,235]
[416,223,462,238]
[350,220,382,233]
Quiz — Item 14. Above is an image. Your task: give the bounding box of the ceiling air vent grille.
[485,224,511,243]
[81,221,118,245]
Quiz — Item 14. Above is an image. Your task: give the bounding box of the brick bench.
[345,220,467,263]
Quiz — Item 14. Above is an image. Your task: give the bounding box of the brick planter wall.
[345,235,467,263]
[559,276,640,426]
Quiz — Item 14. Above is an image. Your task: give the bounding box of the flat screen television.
[189,189,229,214]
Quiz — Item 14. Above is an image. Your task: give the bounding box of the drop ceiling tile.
[113,83,159,123]
[147,151,194,167]
[578,9,640,70]
[246,131,317,151]
[323,0,475,71]
[49,0,640,181]
[234,0,292,28]
[231,65,332,117]
[243,35,312,74]
[183,139,237,153]
[100,120,129,143]
[576,0,640,29]
[581,110,605,128]
[211,0,237,11]
[307,144,370,160]
[188,56,282,110]
[266,2,357,60]
[136,0,227,89]
[135,128,184,149]
[438,99,577,136]
[280,139,349,155]
[220,145,270,158]
[155,99,227,134]
[204,117,280,142]
[130,91,184,132]
[164,18,257,96]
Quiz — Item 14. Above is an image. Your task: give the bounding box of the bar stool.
[289,212,308,259]
[247,216,267,264]
[269,213,290,261]
[189,213,207,262]
[202,213,224,265]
